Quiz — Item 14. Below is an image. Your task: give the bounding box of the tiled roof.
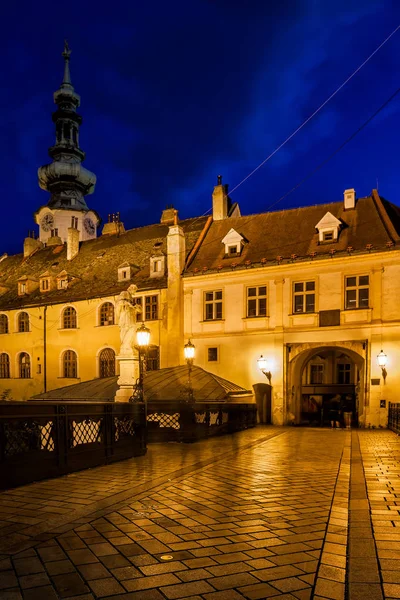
[0,217,208,310]
[186,192,400,274]
[31,365,251,402]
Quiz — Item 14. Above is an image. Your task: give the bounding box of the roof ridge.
[371,189,400,243]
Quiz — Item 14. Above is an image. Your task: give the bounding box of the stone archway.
[286,341,366,425]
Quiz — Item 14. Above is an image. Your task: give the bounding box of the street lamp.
[257,355,272,384]
[184,339,195,402]
[133,322,150,401]
[377,349,387,383]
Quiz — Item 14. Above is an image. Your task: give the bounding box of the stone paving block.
[100,554,131,569]
[123,573,180,592]
[88,577,126,598]
[66,549,98,565]
[43,559,76,576]
[314,577,345,600]
[77,562,111,580]
[160,580,215,598]
[318,563,346,583]
[349,583,384,599]
[0,571,18,590]
[0,590,22,600]
[51,572,90,597]
[13,557,44,576]
[22,585,59,599]
[270,576,309,592]
[37,545,67,562]
[19,572,51,589]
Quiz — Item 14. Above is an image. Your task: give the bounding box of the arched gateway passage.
[287,343,366,426]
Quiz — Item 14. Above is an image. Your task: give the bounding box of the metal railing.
[388,402,400,434]
[147,401,257,443]
[0,401,146,490]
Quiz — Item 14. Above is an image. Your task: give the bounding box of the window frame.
[246,285,267,318]
[0,353,10,378]
[62,350,78,378]
[292,280,316,314]
[344,274,370,310]
[17,312,30,333]
[99,347,116,378]
[204,290,223,321]
[19,352,31,378]
[134,295,159,322]
[62,306,77,329]
[99,302,115,326]
[0,314,9,334]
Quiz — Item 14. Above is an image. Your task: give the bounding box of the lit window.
[204,291,223,320]
[293,281,315,313]
[19,353,31,378]
[0,315,8,334]
[345,275,369,309]
[145,296,158,320]
[19,282,26,295]
[208,347,218,362]
[100,302,114,326]
[99,348,115,377]
[41,279,50,291]
[247,286,267,317]
[18,312,30,332]
[0,354,10,378]
[310,364,323,384]
[62,307,77,329]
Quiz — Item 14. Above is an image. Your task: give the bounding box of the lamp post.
[377,349,387,383]
[134,322,150,401]
[257,355,272,384]
[184,339,195,402]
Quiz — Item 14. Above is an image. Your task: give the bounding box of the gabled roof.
[31,365,251,402]
[186,192,400,274]
[0,217,208,310]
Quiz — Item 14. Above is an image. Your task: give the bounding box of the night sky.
[2,1,400,255]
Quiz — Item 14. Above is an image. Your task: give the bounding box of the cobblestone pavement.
[0,426,399,599]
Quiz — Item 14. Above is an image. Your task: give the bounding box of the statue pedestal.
[115,354,140,403]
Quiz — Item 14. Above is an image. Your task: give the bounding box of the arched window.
[63,350,77,378]
[62,307,77,329]
[18,312,29,333]
[99,348,116,378]
[0,354,10,378]
[19,353,30,378]
[0,315,8,334]
[99,303,114,326]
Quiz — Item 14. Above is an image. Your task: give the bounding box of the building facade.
[0,46,399,428]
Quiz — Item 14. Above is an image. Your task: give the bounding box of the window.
[41,279,50,292]
[18,312,30,332]
[293,281,315,313]
[50,228,59,237]
[323,231,334,242]
[247,286,267,317]
[71,216,78,229]
[135,297,143,322]
[99,348,115,378]
[153,260,161,273]
[228,245,239,256]
[310,364,324,384]
[208,347,218,362]
[345,275,369,309]
[63,350,77,378]
[146,346,160,371]
[0,354,10,378]
[62,307,77,329]
[0,315,8,334]
[145,296,158,320]
[19,282,26,295]
[19,353,31,378]
[58,278,67,289]
[204,290,223,320]
[100,302,114,326]
[337,363,351,384]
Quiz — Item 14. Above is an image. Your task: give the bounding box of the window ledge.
[15,331,31,334]
[201,319,225,323]
[58,328,79,331]
[243,316,269,320]
[96,324,117,328]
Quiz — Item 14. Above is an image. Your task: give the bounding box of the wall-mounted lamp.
[257,355,272,385]
[377,349,387,383]
[183,339,195,402]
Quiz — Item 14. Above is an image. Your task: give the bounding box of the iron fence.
[388,402,400,435]
[0,401,146,490]
[147,401,257,443]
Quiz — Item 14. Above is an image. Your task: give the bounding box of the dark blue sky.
[2,1,400,254]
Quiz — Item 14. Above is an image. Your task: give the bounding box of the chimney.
[166,223,185,367]
[102,212,125,236]
[23,233,42,258]
[67,227,80,261]
[344,188,356,210]
[161,206,178,225]
[212,175,229,220]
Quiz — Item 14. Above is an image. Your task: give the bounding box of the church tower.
[35,42,100,245]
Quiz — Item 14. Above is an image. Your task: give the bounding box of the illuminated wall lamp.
[257,355,272,385]
[377,349,387,383]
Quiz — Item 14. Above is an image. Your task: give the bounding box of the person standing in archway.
[329,394,341,429]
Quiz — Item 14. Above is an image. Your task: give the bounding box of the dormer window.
[57,270,69,290]
[150,254,165,278]
[315,212,341,244]
[117,262,139,282]
[41,279,50,292]
[18,276,38,296]
[18,282,26,295]
[222,229,245,257]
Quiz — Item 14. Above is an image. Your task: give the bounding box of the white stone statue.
[116,284,142,356]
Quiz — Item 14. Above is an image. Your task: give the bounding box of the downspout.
[44,306,47,393]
